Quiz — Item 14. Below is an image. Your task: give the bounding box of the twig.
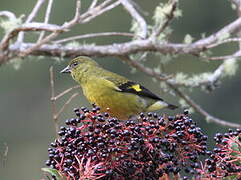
[18,0,81,57]
[151,0,178,38]
[17,0,45,43]
[80,0,121,23]
[50,66,80,137]
[55,92,79,119]
[53,32,137,44]
[207,52,241,60]
[170,84,241,128]
[0,22,63,51]
[0,11,16,19]
[49,66,59,137]
[120,55,172,81]
[165,60,232,89]
[88,0,98,10]
[38,0,54,42]
[54,85,80,100]
[120,0,147,38]
[79,0,113,21]
[206,37,241,49]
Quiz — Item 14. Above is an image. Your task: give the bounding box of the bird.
[61,56,178,120]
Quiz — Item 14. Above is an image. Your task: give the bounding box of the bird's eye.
[72,62,78,67]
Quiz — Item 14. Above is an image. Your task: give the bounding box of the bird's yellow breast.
[81,77,145,119]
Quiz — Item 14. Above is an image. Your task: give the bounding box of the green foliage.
[42,168,66,180]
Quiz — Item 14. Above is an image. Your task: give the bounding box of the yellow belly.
[82,83,144,120]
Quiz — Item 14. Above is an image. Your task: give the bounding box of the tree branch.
[0,23,63,51]
[1,16,241,63]
[17,0,46,43]
[50,66,80,137]
[120,0,147,38]
[120,56,241,128]
[171,85,241,128]
[49,66,59,137]
[0,11,16,19]
[53,32,137,44]
[18,0,81,57]
[38,0,54,42]
[79,0,121,23]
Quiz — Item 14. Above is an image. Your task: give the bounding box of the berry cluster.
[45,106,241,180]
[197,129,241,179]
[45,106,211,180]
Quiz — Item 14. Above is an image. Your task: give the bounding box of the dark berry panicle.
[196,128,241,179]
[45,107,240,180]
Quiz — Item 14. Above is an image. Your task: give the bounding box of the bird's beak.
[60,65,71,73]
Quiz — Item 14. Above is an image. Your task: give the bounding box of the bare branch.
[190,17,241,52]
[171,85,241,128]
[17,0,46,43]
[88,0,98,10]
[80,0,113,20]
[120,0,147,38]
[80,0,121,23]
[49,67,80,137]
[206,37,241,49]
[207,50,241,60]
[119,56,171,81]
[120,56,241,128]
[54,85,80,100]
[0,22,63,52]
[38,0,54,42]
[49,66,59,137]
[0,11,16,19]
[18,0,81,57]
[55,92,79,119]
[1,16,240,63]
[53,32,137,44]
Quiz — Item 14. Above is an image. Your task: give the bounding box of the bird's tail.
[167,104,178,110]
[146,101,178,111]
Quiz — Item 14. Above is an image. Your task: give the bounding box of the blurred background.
[0,0,240,179]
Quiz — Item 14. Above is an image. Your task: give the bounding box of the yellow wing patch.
[131,84,142,92]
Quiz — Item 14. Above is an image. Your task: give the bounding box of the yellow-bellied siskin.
[61,56,178,120]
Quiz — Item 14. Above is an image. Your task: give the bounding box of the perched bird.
[61,56,178,120]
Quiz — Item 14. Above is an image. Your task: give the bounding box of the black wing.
[117,81,163,101]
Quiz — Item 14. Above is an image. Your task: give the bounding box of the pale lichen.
[183,34,194,44]
[222,58,238,77]
[0,15,23,33]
